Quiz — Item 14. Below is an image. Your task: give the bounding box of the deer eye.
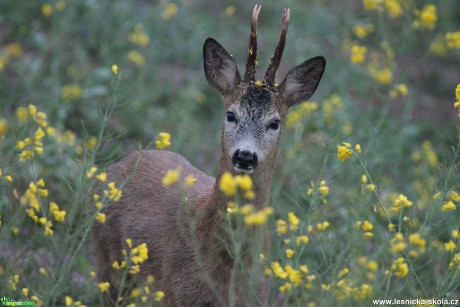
[268,119,280,130]
[226,112,236,123]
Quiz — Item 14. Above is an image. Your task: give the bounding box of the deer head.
[203,5,325,175]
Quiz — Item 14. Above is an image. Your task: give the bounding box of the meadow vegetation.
[1,0,460,306]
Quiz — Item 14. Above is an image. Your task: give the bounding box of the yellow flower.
[127,50,146,66]
[362,220,373,231]
[154,291,165,302]
[0,118,7,138]
[155,132,171,149]
[452,230,459,239]
[111,65,119,75]
[415,4,437,30]
[96,172,107,182]
[445,240,457,252]
[288,212,300,230]
[362,0,382,11]
[61,84,82,101]
[128,25,150,47]
[446,32,460,49]
[355,144,361,153]
[185,175,197,188]
[65,296,73,306]
[162,168,181,187]
[98,282,110,292]
[366,184,376,192]
[244,211,269,226]
[22,288,29,297]
[338,267,349,278]
[162,3,178,19]
[104,182,123,201]
[318,184,329,196]
[87,167,98,178]
[279,282,292,293]
[353,23,374,39]
[450,191,460,201]
[286,249,295,259]
[372,68,393,85]
[350,45,367,64]
[87,136,98,150]
[388,223,395,232]
[391,257,409,278]
[408,233,426,249]
[296,235,309,245]
[337,142,353,161]
[236,174,253,191]
[219,172,237,196]
[391,194,413,212]
[276,219,288,235]
[41,3,53,17]
[53,209,66,223]
[112,260,126,270]
[96,213,106,224]
[442,200,457,211]
[224,5,235,17]
[384,0,403,18]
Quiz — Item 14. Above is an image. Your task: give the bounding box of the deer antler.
[264,8,290,85]
[244,4,261,82]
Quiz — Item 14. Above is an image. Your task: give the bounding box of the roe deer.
[92,5,325,306]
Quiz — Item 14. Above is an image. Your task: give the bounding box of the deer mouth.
[234,164,254,174]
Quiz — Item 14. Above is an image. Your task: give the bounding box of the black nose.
[232,149,258,169]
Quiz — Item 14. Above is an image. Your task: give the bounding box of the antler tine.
[244,4,262,82]
[264,8,290,85]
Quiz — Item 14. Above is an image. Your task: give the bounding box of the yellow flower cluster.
[390,194,413,212]
[113,239,149,275]
[391,257,409,278]
[0,168,13,182]
[362,0,403,18]
[219,172,254,199]
[128,24,150,47]
[285,101,318,129]
[389,84,408,98]
[162,167,181,186]
[0,118,7,139]
[162,3,178,20]
[64,295,87,307]
[155,132,171,149]
[407,233,426,258]
[21,179,64,235]
[454,84,460,117]
[103,182,122,201]
[127,50,146,66]
[337,142,355,161]
[446,31,460,49]
[16,127,45,161]
[353,23,374,39]
[0,42,23,72]
[413,5,437,30]
[360,175,376,192]
[449,253,460,272]
[61,84,83,101]
[356,220,374,238]
[241,205,274,226]
[268,262,314,293]
[350,45,367,64]
[322,94,344,127]
[98,281,110,292]
[111,64,119,75]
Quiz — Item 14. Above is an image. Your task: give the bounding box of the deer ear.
[279,56,325,108]
[203,38,241,96]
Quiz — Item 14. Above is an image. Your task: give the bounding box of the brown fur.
[92,149,273,306]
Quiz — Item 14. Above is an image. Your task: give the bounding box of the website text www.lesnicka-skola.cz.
[372,298,459,305]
